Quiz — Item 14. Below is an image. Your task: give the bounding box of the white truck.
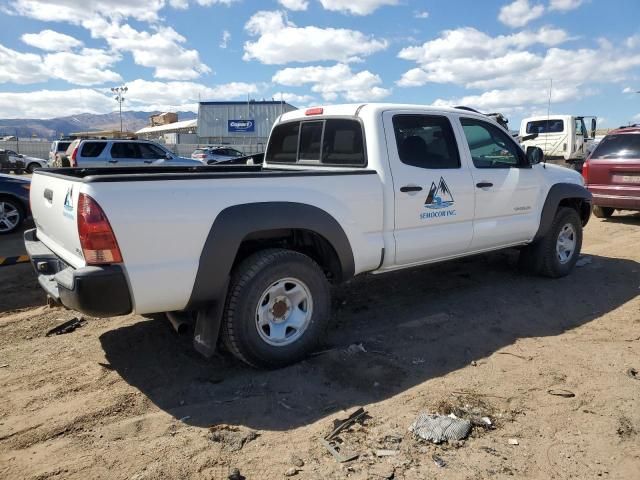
[520,115,597,169]
[25,104,592,368]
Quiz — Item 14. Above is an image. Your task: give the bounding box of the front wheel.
[221,249,331,368]
[26,162,40,173]
[519,207,583,278]
[592,206,614,218]
[0,198,24,234]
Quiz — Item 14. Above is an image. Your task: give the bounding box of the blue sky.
[0,0,639,129]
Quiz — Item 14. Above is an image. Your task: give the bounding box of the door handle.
[476,182,493,188]
[108,160,119,164]
[143,160,154,164]
[400,185,423,193]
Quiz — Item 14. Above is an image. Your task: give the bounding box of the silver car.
[63,139,202,168]
[191,146,245,164]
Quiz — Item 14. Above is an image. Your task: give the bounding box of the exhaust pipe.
[166,311,190,335]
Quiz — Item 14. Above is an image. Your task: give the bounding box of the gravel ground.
[0,213,638,480]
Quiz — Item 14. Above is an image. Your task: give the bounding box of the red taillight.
[582,160,590,184]
[70,146,78,167]
[77,193,122,265]
[305,107,323,116]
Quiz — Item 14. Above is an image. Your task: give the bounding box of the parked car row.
[0,149,46,174]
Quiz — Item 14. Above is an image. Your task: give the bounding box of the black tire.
[26,162,40,174]
[0,197,25,235]
[592,206,614,219]
[221,248,331,368]
[13,169,24,175]
[519,207,583,278]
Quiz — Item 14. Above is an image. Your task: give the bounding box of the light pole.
[111,85,128,133]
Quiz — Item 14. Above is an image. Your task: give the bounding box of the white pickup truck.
[25,104,592,368]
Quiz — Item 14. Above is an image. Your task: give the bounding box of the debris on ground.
[409,413,472,444]
[227,468,244,480]
[626,367,638,380]
[284,467,299,477]
[508,438,519,445]
[374,449,399,457]
[321,407,367,462]
[576,256,593,267]
[45,317,86,337]
[547,389,576,398]
[345,343,367,354]
[432,453,447,468]
[209,425,258,452]
[290,457,304,468]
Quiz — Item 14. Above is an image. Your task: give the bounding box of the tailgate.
[30,172,86,268]
[587,158,640,186]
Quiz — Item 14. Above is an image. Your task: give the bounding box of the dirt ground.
[0,214,638,480]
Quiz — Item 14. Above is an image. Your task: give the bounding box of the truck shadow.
[99,251,639,431]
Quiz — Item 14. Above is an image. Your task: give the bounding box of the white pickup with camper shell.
[25,103,592,368]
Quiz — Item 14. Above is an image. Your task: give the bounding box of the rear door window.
[57,142,71,152]
[590,134,640,159]
[392,115,460,169]
[80,142,106,158]
[111,142,140,159]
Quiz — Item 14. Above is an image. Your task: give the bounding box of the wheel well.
[558,197,590,226]
[233,229,343,282]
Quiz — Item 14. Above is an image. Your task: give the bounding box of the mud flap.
[193,301,225,358]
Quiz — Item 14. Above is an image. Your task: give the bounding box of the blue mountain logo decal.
[424,177,454,209]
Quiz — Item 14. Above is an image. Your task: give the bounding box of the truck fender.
[533,183,592,242]
[186,201,355,311]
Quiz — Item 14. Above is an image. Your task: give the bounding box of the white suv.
[63,139,201,168]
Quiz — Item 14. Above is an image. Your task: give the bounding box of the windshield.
[590,134,640,159]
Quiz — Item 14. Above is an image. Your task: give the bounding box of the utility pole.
[111,85,128,133]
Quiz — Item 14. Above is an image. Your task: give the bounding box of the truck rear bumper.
[592,193,640,211]
[24,228,132,317]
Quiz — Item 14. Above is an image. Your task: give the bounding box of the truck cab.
[520,115,597,165]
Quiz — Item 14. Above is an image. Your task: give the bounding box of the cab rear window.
[526,119,564,134]
[266,119,365,166]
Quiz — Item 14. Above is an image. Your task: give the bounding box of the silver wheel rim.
[255,277,313,347]
[0,201,20,232]
[556,223,576,264]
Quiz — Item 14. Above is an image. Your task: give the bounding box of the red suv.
[583,126,640,218]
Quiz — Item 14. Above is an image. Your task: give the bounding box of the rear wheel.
[0,197,24,234]
[592,206,614,218]
[221,248,331,368]
[519,207,582,278]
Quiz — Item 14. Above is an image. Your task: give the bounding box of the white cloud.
[0,43,120,86]
[414,10,429,19]
[623,87,637,94]
[272,92,316,105]
[0,79,261,118]
[84,19,210,80]
[21,29,83,51]
[43,48,122,86]
[498,0,545,28]
[9,1,212,81]
[243,10,387,64]
[626,35,640,49]
[548,0,584,11]
[0,44,47,84]
[219,30,231,48]
[8,0,166,23]
[122,79,259,111]
[273,63,391,102]
[317,0,399,15]
[398,29,640,112]
[0,88,114,118]
[278,0,308,10]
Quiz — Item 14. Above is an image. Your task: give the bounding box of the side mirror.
[590,118,597,139]
[526,146,544,165]
[165,153,173,160]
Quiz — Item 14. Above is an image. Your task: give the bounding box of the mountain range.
[0,111,197,139]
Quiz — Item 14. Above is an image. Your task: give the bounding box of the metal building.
[197,100,297,148]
